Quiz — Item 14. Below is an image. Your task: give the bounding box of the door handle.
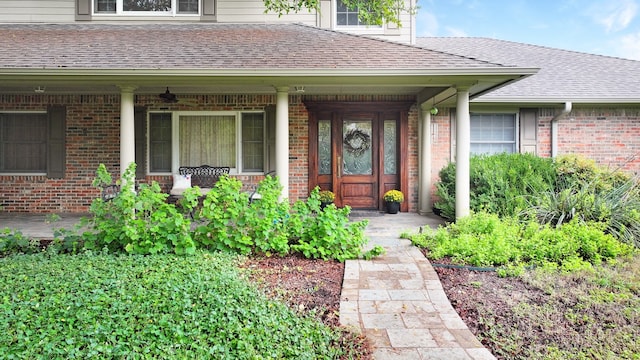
[337,155,342,178]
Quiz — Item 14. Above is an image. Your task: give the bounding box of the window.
[94,0,199,15]
[336,0,375,26]
[470,113,517,154]
[0,112,48,173]
[149,111,265,174]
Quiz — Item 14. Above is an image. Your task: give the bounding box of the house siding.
[0,1,76,23]
[0,0,413,44]
[217,0,316,24]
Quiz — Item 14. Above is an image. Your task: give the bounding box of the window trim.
[92,0,202,16]
[333,0,383,32]
[147,110,266,176]
[469,111,519,155]
[0,110,48,176]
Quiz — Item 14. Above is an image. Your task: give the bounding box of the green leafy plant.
[288,187,370,261]
[0,251,355,358]
[0,228,39,255]
[79,163,195,255]
[408,212,634,275]
[383,189,404,203]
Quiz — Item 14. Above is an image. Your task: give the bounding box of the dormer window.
[94,0,199,15]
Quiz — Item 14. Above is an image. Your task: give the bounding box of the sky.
[415,0,640,60]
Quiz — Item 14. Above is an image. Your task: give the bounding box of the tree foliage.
[263,0,415,27]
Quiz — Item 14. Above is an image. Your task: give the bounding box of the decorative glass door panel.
[318,120,332,175]
[383,120,397,175]
[342,121,372,175]
[336,116,377,209]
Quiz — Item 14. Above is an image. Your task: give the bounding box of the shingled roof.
[417,37,640,103]
[0,23,506,70]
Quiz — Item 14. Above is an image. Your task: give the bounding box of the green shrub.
[409,212,635,275]
[288,187,369,261]
[80,163,195,255]
[0,228,39,256]
[0,251,352,359]
[434,153,556,221]
[192,175,291,256]
[525,174,640,248]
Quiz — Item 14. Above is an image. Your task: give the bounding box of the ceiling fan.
[157,87,197,106]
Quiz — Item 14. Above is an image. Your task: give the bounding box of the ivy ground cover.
[0,251,357,359]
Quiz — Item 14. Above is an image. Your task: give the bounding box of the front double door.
[309,104,407,210]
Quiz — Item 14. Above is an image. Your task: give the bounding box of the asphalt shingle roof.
[417,37,640,102]
[0,23,505,71]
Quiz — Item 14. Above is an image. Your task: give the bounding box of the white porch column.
[418,104,432,215]
[455,87,471,219]
[275,87,290,200]
[119,85,137,177]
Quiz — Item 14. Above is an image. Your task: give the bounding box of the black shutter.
[47,106,66,179]
[134,106,147,180]
[76,0,91,20]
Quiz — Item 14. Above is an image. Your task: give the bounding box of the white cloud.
[444,27,468,37]
[416,11,439,36]
[617,32,640,59]
[589,0,638,32]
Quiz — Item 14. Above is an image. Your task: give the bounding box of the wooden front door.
[337,113,379,209]
[307,102,411,211]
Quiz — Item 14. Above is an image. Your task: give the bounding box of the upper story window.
[336,0,377,26]
[94,0,200,15]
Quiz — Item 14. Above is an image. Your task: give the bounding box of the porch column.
[275,87,289,200]
[455,86,471,219]
[119,85,137,177]
[418,104,432,215]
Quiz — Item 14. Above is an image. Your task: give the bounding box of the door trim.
[305,101,413,211]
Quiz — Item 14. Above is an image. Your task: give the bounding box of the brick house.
[0,0,540,215]
[416,37,640,212]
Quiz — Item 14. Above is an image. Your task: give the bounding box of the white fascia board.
[0,67,539,78]
[472,97,640,104]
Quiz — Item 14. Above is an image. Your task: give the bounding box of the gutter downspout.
[551,102,572,158]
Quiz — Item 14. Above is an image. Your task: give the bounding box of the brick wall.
[538,106,640,173]
[0,93,303,213]
[428,106,640,209]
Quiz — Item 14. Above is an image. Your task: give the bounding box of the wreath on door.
[343,128,371,157]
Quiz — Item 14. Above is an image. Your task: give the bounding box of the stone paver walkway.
[342,212,496,360]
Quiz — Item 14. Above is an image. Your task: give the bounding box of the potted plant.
[383,189,404,214]
[318,190,335,209]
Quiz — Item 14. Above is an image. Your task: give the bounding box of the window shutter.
[265,105,276,174]
[134,106,147,179]
[47,106,66,179]
[76,0,91,20]
[201,0,216,21]
[520,109,538,154]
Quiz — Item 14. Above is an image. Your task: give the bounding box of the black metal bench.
[167,165,230,204]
